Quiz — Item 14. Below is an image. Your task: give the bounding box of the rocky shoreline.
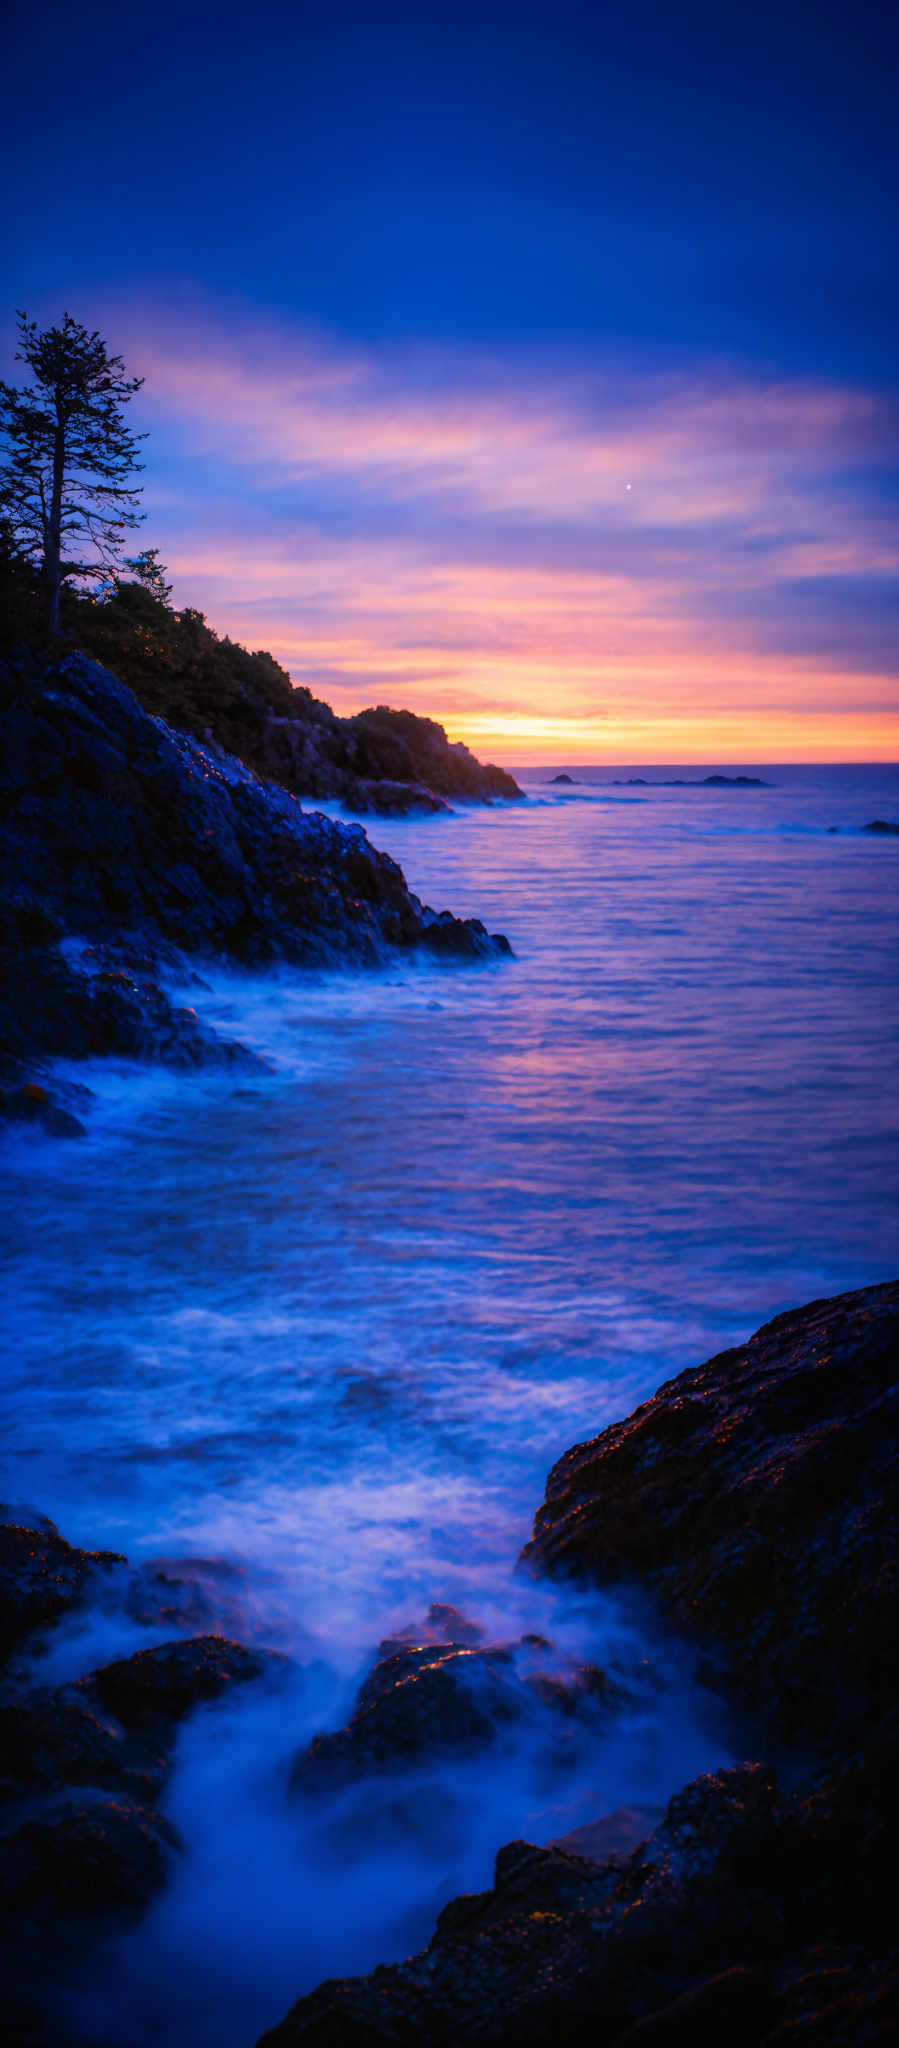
[1,1283,895,2045]
[0,650,513,1133]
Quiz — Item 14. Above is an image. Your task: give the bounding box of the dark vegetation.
[0,309,521,810]
[0,548,522,812]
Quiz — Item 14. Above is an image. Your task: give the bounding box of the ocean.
[2,761,897,2041]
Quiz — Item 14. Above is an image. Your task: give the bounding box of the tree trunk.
[45,403,65,635]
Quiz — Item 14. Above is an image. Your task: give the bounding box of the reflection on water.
[1,762,897,1634]
[2,761,897,2043]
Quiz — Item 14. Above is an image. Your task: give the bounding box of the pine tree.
[0,311,145,634]
[121,546,173,606]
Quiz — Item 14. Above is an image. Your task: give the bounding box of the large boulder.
[521,1281,899,1747]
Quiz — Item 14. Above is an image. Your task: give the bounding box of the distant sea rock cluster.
[2,1285,895,2045]
[611,774,770,787]
[0,651,513,1132]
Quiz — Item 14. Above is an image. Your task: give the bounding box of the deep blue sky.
[5,0,896,379]
[4,0,897,759]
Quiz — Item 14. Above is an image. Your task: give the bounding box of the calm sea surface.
[2,763,898,2041]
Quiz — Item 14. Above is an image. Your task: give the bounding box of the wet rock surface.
[293,1629,620,1796]
[260,1283,899,2046]
[257,1743,897,2045]
[0,1519,128,1667]
[0,649,514,1111]
[520,1280,899,1749]
[0,1504,289,2016]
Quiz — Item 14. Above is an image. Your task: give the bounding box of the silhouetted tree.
[0,311,145,633]
[121,545,172,605]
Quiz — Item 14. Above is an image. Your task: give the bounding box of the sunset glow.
[101,313,897,762]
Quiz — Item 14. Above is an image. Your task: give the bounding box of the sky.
[4,0,897,762]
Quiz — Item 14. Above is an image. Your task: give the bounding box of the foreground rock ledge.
[258,1283,898,2046]
[521,1279,899,1748]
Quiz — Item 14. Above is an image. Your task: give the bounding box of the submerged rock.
[521,1280,899,1748]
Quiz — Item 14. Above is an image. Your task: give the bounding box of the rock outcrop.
[258,1746,896,2045]
[0,1505,288,2022]
[63,582,525,812]
[521,1280,899,1748]
[259,1283,899,2046]
[292,1632,618,1797]
[0,650,513,1113]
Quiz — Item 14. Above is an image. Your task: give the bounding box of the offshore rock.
[521,1281,899,1748]
[339,777,453,816]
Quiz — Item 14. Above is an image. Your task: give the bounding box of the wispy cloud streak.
[120,306,898,760]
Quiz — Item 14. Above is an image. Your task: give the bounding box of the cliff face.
[0,650,512,1115]
[67,583,525,812]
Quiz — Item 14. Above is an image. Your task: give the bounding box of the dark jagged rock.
[0,1520,127,1667]
[377,1601,485,1660]
[0,1508,290,2023]
[0,1791,179,1924]
[258,1743,898,2046]
[261,1283,899,2046]
[864,818,899,835]
[338,778,453,817]
[0,932,263,1088]
[420,908,513,959]
[0,1079,86,1138]
[548,773,575,784]
[0,1503,266,1678]
[0,651,514,1109]
[521,1281,899,1748]
[292,1636,619,1796]
[62,581,525,808]
[80,1634,281,1730]
[0,651,512,974]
